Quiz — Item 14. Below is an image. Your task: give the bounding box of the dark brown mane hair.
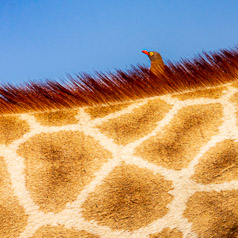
[0,47,238,113]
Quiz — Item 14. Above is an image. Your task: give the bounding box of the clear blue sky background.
[0,0,237,85]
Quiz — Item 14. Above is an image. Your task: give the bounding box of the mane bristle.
[0,47,238,113]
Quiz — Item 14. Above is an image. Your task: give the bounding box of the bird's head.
[142,50,163,62]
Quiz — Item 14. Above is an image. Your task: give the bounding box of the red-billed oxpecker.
[142,50,166,75]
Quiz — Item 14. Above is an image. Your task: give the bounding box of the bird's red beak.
[142,50,149,55]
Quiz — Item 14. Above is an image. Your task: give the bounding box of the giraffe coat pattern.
[0,48,238,237]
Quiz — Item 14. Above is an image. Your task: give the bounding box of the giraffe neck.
[0,79,238,237]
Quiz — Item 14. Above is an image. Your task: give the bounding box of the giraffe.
[0,48,238,238]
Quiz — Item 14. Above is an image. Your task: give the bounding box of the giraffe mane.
[0,47,238,113]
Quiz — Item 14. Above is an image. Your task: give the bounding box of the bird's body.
[142,50,166,75]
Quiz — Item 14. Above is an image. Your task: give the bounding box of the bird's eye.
[149,52,154,56]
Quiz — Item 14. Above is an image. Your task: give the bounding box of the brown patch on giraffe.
[81,164,173,231]
[184,190,238,238]
[173,86,226,100]
[230,92,238,121]
[135,104,223,170]
[98,98,171,145]
[0,115,29,145]
[149,228,183,238]
[34,108,79,126]
[17,131,112,213]
[0,157,27,238]
[31,225,99,238]
[191,140,238,184]
[85,102,132,119]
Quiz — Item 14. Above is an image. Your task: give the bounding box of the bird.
[142,50,166,75]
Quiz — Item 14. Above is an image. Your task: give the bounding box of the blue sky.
[0,0,237,85]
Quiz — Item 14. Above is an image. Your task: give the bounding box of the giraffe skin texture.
[0,81,238,238]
